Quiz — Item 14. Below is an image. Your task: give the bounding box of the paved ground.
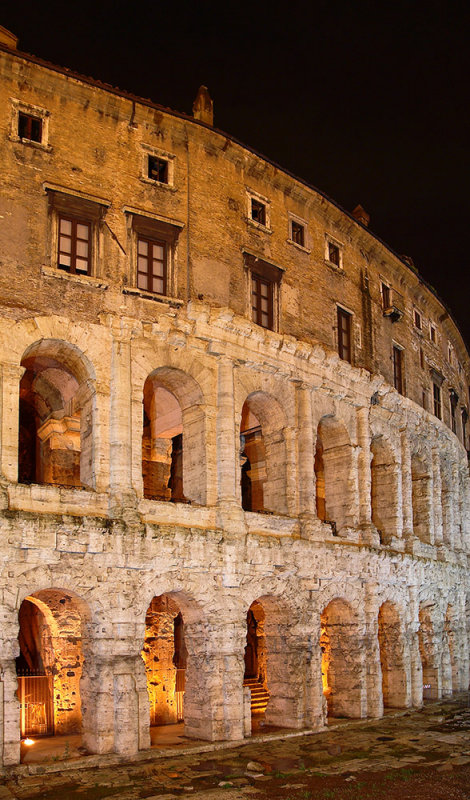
[1,693,470,799]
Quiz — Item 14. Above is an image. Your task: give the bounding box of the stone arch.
[16,587,91,753]
[370,436,400,544]
[320,597,363,718]
[19,339,97,489]
[240,391,287,515]
[418,604,440,700]
[411,453,432,544]
[142,367,206,505]
[378,601,408,708]
[315,416,353,533]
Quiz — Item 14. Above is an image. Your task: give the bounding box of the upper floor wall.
[0,43,469,445]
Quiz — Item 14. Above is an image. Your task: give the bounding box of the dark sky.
[3,1,470,344]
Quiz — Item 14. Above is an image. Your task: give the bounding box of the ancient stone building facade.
[0,25,469,766]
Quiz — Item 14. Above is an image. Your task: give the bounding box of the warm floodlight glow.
[23,738,35,746]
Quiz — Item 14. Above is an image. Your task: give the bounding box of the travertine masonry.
[0,30,468,767]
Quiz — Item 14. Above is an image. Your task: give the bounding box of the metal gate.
[17,673,54,737]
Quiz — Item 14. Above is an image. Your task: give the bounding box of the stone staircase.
[244,677,270,715]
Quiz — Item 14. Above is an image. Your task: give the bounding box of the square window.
[18,112,42,143]
[337,307,352,362]
[137,236,167,295]
[58,215,91,275]
[251,199,266,226]
[414,309,422,329]
[148,155,168,184]
[291,220,305,247]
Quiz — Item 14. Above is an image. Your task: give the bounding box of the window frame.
[413,309,422,330]
[244,252,282,332]
[141,144,175,189]
[325,235,343,270]
[433,382,442,419]
[429,323,437,344]
[10,98,50,150]
[251,272,274,330]
[57,215,92,275]
[124,207,184,300]
[392,343,404,395]
[246,189,271,232]
[337,305,352,362]
[136,235,167,296]
[45,185,110,279]
[287,214,310,251]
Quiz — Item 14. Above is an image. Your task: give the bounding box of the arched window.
[315,417,352,532]
[240,393,287,515]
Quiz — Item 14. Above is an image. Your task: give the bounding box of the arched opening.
[320,598,362,719]
[16,589,86,761]
[142,594,187,745]
[411,455,432,543]
[18,340,95,488]
[315,417,352,532]
[370,437,399,544]
[142,368,206,504]
[418,605,439,700]
[378,602,408,708]
[240,393,287,515]
[243,600,269,730]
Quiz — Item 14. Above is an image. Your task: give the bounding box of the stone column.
[452,462,462,550]
[400,431,414,546]
[0,658,21,766]
[184,614,246,742]
[216,359,244,534]
[357,407,380,545]
[109,324,133,495]
[0,363,25,483]
[296,385,317,538]
[431,449,443,545]
[364,583,383,718]
[408,587,423,707]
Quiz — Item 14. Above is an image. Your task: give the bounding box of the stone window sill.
[42,265,108,289]
[247,218,273,235]
[325,258,344,274]
[139,176,177,192]
[287,238,311,254]
[122,287,184,306]
[10,135,52,153]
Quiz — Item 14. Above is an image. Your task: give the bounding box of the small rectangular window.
[430,325,436,343]
[58,216,91,275]
[462,408,468,448]
[420,348,425,369]
[337,307,352,362]
[328,241,340,267]
[414,309,422,329]
[137,236,167,295]
[251,199,266,226]
[18,112,42,143]
[291,220,305,247]
[251,274,273,329]
[433,382,442,419]
[393,345,404,394]
[447,343,453,364]
[148,155,168,183]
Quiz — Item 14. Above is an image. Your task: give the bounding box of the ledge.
[122,287,184,306]
[41,265,109,289]
[8,483,108,517]
[139,498,218,529]
[244,511,299,538]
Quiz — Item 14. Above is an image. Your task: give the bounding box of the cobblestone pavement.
[1,694,469,800]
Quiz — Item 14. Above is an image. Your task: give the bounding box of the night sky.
[3,1,470,344]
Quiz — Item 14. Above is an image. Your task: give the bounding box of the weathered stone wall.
[0,39,468,768]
